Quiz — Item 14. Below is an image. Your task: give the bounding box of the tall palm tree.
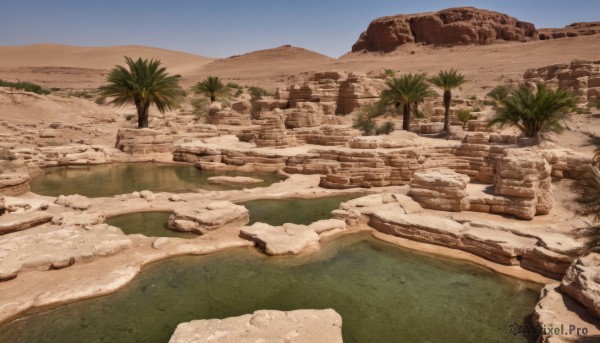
[380,73,434,131]
[99,56,182,129]
[488,83,576,140]
[429,69,467,133]
[194,76,228,103]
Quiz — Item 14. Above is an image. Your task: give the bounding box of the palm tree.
[429,69,467,133]
[194,76,228,103]
[488,83,577,140]
[99,57,182,129]
[380,73,435,131]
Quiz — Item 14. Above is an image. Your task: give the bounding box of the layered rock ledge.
[169,309,343,343]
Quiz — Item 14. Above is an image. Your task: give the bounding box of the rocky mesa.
[352,7,537,52]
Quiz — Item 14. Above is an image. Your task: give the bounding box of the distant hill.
[0,44,215,71]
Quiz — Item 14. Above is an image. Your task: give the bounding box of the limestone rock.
[0,211,53,234]
[352,7,537,52]
[534,284,600,342]
[2,196,49,213]
[239,222,320,255]
[560,254,600,319]
[55,194,92,210]
[168,201,249,234]
[307,219,346,234]
[139,190,155,202]
[51,212,105,227]
[168,309,343,343]
[207,176,263,186]
[0,173,31,196]
[0,224,132,281]
[524,59,600,103]
[115,128,173,154]
[538,22,600,41]
[409,170,470,212]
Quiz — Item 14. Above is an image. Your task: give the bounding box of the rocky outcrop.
[168,201,249,234]
[283,71,385,115]
[561,254,600,319]
[0,224,132,281]
[533,284,600,342]
[352,7,537,52]
[538,22,600,40]
[284,102,323,128]
[115,128,173,154]
[240,219,345,255]
[212,107,252,126]
[255,115,296,147]
[409,170,470,212]
[13,144,128,167]
[0,211,53,234]
[0,173,31,196]
[168,309,343,343]
[523,59,600,103]
[292,125,355,146]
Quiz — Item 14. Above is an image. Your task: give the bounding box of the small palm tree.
[429,69,467,133]
[380,74,435,131]
[488,83,577,140]
[194,76,228,103]
[99,57,182,128]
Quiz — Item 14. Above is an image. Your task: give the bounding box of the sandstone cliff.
[352,7,537,52]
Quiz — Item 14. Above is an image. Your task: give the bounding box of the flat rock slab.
[0,224,132,281]
[169,201,249,234]
[169,309,343,343]
[0,211,53,234]
[240,222,320,255]
[207,176,264,186]
[55,194,92,210]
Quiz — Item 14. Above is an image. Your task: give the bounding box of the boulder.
[239,222,320,255]
[409,170,470,212]
[0,211,53,234]
[55,194,92,210]
[168,309,343,343]
[168,201,249,234]
[560,254,600,319]
[115,128,173,154]
[0,173,31,196]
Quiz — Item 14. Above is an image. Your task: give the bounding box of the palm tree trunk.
[443,90,451,132]
[402,103,411,131]
[210,95,216,103]
[137,102,150,128]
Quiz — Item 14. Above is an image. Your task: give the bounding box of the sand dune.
[0,44,215,70]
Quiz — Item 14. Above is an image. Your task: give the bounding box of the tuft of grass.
[376,121,395,135]
[249,86,269,101]
[0,79,50,95]
[95,96,107,105]
[384,69,396,77]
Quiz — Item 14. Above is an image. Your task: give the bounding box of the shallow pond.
[105,211,197,239]
[241,194,359,226]
[0,233,539,343]
[30,163,281,197]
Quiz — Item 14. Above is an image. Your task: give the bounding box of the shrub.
[191,97,210,122]
[125,114,136,121]
[472,106,481,112]
[0,79,50,95]
[226,82,241,89]
[249,86,269,101]
[353,112,376,136]
[384,69,396,77]
[95,96,107,105]
[50,87,61,92]
[469,95,477,100]
[376,121,395,135]
[487,85,512,102]
[69,90,93,99]
[456,109,472,128]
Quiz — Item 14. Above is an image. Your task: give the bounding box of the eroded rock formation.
[115,128,174,154]
[168,309,343,343]
[352,7,537,52]
[409,170,470,212]
[524,59,600,103]
[168,201,249,234]
[539,22,600,40]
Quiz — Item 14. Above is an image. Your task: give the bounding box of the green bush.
[0,79,50,95]
[191,97,210,122]
[353,112,376,136]
[456,109,472,128]
[69,90,93,99]
[249,86,269,101]
[226,82,241,89]
[376,121,395,135]
[384,69,396,77]
[50,87,61,92]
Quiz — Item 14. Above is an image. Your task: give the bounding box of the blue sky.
[1,0,598,57]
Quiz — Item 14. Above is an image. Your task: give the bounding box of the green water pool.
[241,194,359,226]
[0,233,539,343]
[105,211,197,239]
[30,163,281,197]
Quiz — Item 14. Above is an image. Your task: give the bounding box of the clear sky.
[1,0,598,58]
